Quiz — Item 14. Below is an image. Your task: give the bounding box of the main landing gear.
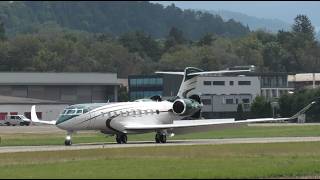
[64,131,73,146]
[155,132,167,143]
[116,134,128,144]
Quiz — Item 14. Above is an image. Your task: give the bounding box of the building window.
[202,99,212,105]
[130,79,137,87]
[156,78,163,85]
[242,98,250,104]
[272,89,277,97]
[226,99,234,104]
[238,81,251,85]
[137,79,144,86]
[203,81,211,86]
[212,81,225,86]
[230,81,234,86]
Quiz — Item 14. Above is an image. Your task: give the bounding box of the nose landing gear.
[64,131,73,146]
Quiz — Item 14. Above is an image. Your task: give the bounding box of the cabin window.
[212,81,225,86]
[238,81,251,85]
[203,81,211,86]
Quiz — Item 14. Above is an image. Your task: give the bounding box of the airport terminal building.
[0,72,120,121]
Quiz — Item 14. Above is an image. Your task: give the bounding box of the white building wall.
[0,104,69,121]
[193,76,261,113]
[196,76,261,96]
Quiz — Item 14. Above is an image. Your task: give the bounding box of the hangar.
[0,72,120,121]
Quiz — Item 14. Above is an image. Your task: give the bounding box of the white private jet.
[31,67,319,145]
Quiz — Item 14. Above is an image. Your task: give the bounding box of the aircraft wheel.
[116,134,127,144]
[116,136,121,144]
[64,133,72,146]
[155,133,167,143]
[160,134,167,143]
[64,139,72,146]
[121,134,127,144]
[155,133,161,143]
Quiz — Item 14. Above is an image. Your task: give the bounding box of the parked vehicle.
[3,115,31,126]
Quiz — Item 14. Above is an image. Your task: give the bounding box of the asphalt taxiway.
[0,136,320,153]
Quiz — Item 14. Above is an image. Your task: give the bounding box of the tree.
[0,19,5,41]
[278,89,320,122]
[197,33,215,46]
[118,85,129,102]
[236,103,244,120]
[164,27,187,50]
[119,31,162,62]
[250,96,272,118]
[292,14,315,42]
[262,42,286,72]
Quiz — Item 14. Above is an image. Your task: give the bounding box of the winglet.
[289,99,318,120]
[30,105,57,125]
[31,105,40,123]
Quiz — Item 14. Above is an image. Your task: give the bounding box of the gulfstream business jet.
[31,67,319,145]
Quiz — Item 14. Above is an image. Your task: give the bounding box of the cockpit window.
[56,103,107,125]
[61,109,86,115]
[76,109,83,114]
[66,110,76,115]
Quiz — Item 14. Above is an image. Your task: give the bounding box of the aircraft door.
[88,110,101,130]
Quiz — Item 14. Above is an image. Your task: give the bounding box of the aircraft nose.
[56,115,75,130]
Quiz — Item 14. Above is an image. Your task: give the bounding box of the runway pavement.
[0,136,320,154]
[1,123,319,134]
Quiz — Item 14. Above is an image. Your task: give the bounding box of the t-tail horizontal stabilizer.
[156,67,252,98]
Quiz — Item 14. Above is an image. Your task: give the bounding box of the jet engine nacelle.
[172,98,202,116]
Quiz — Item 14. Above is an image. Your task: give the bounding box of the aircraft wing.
[31,105,57,125]
[125,99,318,134]
[124,117,289,134]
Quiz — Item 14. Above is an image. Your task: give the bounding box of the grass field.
[0,142,320,178]
[1,125,320,146]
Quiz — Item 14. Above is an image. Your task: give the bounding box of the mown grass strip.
[0,142,320,178]
[1,125,320,146]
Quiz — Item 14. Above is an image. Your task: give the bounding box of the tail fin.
[156,67,252,98]
[178,67,204,98]
[156,67,203,98]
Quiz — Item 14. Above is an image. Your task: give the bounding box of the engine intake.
[172,98,202,116]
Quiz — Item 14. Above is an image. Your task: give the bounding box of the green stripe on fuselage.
[56,103,108,125]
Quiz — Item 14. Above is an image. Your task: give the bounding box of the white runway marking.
[0,136,320,153]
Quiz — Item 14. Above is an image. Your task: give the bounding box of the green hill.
[0,1,250,39]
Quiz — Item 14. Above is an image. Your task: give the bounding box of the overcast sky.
[152,1,320,30]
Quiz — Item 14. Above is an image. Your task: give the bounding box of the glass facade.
[261,75,288,88]
[129,75,163,100]
[130,77,162,87]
